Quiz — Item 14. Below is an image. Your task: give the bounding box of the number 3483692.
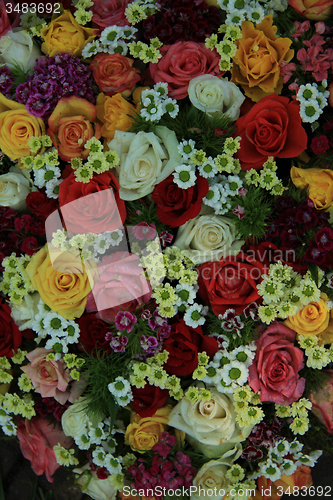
[5,3,61,14]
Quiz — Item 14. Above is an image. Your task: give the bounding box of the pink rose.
[86,251,151,322]
[17,417,73,482]
[310,369,333,433]
[149,41,223,99]
[91,0,130,28]
[0,1,20,37]
[21,348,82,404]
[248,322,305,405]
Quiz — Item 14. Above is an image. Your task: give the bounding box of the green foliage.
[160,105,235,155]
[0,153,15,175]
[284,180,308,204]
[126,198,169,234]
[80,350,130,428]
[128,104,235,155]
[299,365,331,396]
[206,312,257,350]
[306,262,319,286]
[9,63,30,92]
[297,411,333,456]
[272,6,304,41]
[228,186,273,241]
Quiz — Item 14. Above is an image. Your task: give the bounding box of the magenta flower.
[233,205,245,220]
[115,311,137,333]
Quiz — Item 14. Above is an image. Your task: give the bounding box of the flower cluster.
[1,0,333,498]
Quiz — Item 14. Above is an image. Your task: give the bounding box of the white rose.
[168,385,253,458]
[266,0,288,11]
[0,30,41,71]
[74,464,117,500]
[188,75,245,120]
[9,292,39,331]
[61,397,90,439]
[109,125,181,201]
[0,171,31,211]
[191,446,242,500]
[173,208,244,265]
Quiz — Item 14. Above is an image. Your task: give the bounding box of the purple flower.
[0,66,14,97]
[315,227,333,251]
[233,204,245,220]
[109,335,128,353]
[241,445,263,461]
[304,241,326,265]
[26,94,50,118]
[115,311,137,333]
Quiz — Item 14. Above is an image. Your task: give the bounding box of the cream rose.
[191,446,242,500]
[173,208,244,265]
[9,292,39,331]
[0,30,41,71]
[61,397,90,439]
[188,75,245,120]
[0,170,31,211]
[168,385,253,458]
[74,464,117,500]
[109,126,181,200]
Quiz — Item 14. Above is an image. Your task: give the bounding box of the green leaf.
[0,466,5,500]
[29,475,38,500]
[307,262,319,286]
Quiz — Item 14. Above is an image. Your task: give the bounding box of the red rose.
[163,318,218,377]
[149,41,223,100]
[246,241,308,275]
[26,191,58,220]
[0,299,22,357]
[248,322,305,405]
[197,252,268,316]
[58,171,126,234]
[78,312,111,354]
[235,94,308,170]
[152,174,209,227]
[90,54,141,97]
[17,417,73,483]
[91,0,130,28]
[132,384,169,418]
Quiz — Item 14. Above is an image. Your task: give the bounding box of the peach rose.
[25,244,92,320]
[125,406,171,453]
[231,16,294,102]
[17,417,73,483]
[48,96,101,161]
[90,53,141,97]
[40,10,98,57]
[289,0,333,20]
[0,93,45,160]
[21,347,81,404]
[96,92,136,142]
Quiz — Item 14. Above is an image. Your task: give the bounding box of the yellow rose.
[96,92,136,143]
[284,295,332,344]
[40,10,98,57]
[231,16,294,102]
[125,406,171,453]
[0,93,45,160]
[291,166,333,212]
[25,244,92,320]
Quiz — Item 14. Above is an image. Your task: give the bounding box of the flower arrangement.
[1,0,333,499]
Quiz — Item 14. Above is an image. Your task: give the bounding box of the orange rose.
[40,10,98,57]
[289,0,333,20]
[0,93,45,160]
[231,16,294,102]
[89,53,141,97]
[48,96,101,161]
[96,92,135,142]
[284,295,333,344]
[253,466,312,500]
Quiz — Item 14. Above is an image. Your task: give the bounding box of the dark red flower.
[163,318,218,377]
[311,135,329,155]
[315,227,333,251]
[21,237,39,255]
[0,298,22,357]
[26,191,59,220]
[78,313,112,354]
[132,384,169,418]
[152,174,209,227]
